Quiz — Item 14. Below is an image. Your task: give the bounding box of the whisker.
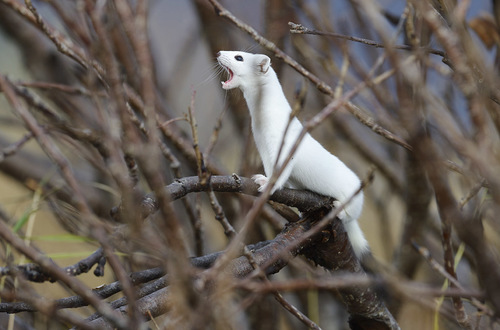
[195,64,225,88]
[243,44,259,53]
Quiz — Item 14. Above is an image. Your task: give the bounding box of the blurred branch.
[90,205,398,329]
[0,0,104,77]
[0,132,33,163]
[2,172,398,329]
[411,241,492,316]
[0,248,105,283]
[1,0,499,329]
[0,212,128,329]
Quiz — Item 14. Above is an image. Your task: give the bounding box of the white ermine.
[216,51,369,257]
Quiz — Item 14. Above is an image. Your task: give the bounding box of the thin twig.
[0,74,129,330]
[16,80,104,96]
[288,22,447,57]
[0,211,128,328]
[0,0,104,78]
[412,241,491,313]
[0,132,33,163]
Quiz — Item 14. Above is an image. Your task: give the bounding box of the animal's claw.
[252,174,269,192]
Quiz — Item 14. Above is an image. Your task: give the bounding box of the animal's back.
[289,132,364,218]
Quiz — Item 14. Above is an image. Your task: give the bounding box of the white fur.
[217,51,369,257]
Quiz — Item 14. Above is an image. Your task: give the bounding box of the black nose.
[216,51,221,57]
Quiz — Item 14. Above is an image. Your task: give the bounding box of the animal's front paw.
[333,200,348,221]
[252,174,269,192]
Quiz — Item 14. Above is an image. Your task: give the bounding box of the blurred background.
[0,0,499,329]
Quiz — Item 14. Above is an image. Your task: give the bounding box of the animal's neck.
[242,69,291,131]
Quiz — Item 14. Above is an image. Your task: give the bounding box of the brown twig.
[0,73,130,330]
[0,212,128,329]
[0,0,104,78]
[412,241,492,316]
[16,80,102,96]
[0,132,33,163]
[0,248,105,282]
[288,22,447,57]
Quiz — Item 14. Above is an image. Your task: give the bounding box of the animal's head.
[216,51,271,91]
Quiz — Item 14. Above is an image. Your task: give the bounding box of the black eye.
[235,55,243,61]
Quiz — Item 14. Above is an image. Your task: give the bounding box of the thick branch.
[111,175,335,220]
[109,174,398,329]
[300,210,399,330]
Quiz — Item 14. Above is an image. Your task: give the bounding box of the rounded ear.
[257,55,271,73]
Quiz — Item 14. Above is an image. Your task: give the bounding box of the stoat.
[216,51,369,257]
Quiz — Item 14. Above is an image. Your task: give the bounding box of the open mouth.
[221,65,233,86]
